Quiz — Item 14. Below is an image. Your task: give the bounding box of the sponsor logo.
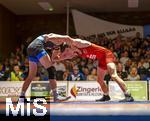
[70,85,102,98]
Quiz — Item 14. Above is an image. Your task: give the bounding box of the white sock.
[104,93,109,96]
[124,90,130,95]
[52,88,58,96]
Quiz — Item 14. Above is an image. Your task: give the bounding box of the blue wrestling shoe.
[54,95,71,102]
[18,96,29,103]
[119,93,134,102]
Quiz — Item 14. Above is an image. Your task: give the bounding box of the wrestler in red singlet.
[79,43,116,70]
[46,33,134,102]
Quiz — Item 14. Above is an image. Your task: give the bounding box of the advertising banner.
[0,81,30,102]
[109,81,124,101]
[50,81,68,99]
[31,81,50,97]
[125,81,147,101]
[0,81,148,102]
[68,81,103,101]
[109,81,148,101]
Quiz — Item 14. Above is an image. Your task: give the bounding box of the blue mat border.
[50,101,150,104]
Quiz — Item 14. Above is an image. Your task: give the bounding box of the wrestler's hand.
[51,49,61,62]
[51,54,60,62]
[60,48,78,60]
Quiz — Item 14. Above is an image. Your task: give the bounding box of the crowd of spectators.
[0,32,149,82]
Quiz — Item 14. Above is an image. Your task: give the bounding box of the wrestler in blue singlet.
[27,34,55,63]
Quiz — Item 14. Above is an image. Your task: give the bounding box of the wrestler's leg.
[39,54,70,102]
[39,54,57,99]
[107,62,134,102]
[107,63,127,92]
[96,67,110,101]
[19,61,37,102]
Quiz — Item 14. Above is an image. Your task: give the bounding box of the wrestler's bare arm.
[45,33,91,48]
[45,33,72,45]
[71,38,92,48]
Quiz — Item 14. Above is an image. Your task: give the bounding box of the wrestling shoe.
[119,93,134,102]
[96,95,111,102]
[54,95,71,102]
[18,96,29,103]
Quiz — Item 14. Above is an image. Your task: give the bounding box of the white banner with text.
[72,9,143,38]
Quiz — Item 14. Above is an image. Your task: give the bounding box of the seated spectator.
[64,60,74,72]
[127,67,140,81]
[0,63,4,81]
[78,59,87,72]
[87,59,94,71]
[53,61,66,80]
[87,67,98,81]
[7,64,24,81]
[20,57,29,79]
[137,60,148,80]
[120,51,129,65]
[132,51,140,62]
[63,69,70,81]
[2,59,11,80]
[32,74,40,81]
[143,58,149,69]
[125,59,132,73]
[117,63,128,81]
[67,65,86,81]
[82,67,90,80]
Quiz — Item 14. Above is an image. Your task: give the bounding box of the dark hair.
[13,64,19,67]
[59,42,69,52]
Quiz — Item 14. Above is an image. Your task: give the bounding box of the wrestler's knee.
[97,78,106,86]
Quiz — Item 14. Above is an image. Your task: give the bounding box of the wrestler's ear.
[44,35,49,40]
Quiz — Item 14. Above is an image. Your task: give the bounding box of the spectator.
[63,69,70,81]
[87,59,94,71]
[0,63,4,80]
[127,67,140,81]
[2,59,11,80]
[7,64,24,81]
[143,58,149,69]
[117,63,128,81]
[20,57,29,79]
[78,59,87,72]
[125,59,132,73]
[64,60,74,72]
[53,61,66,80]
[120,51,129,65]
[87,67,98,81]
[137,60,148,80]
[82,67,90,80]
[67,65,86,81]
[32,74,40,81]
